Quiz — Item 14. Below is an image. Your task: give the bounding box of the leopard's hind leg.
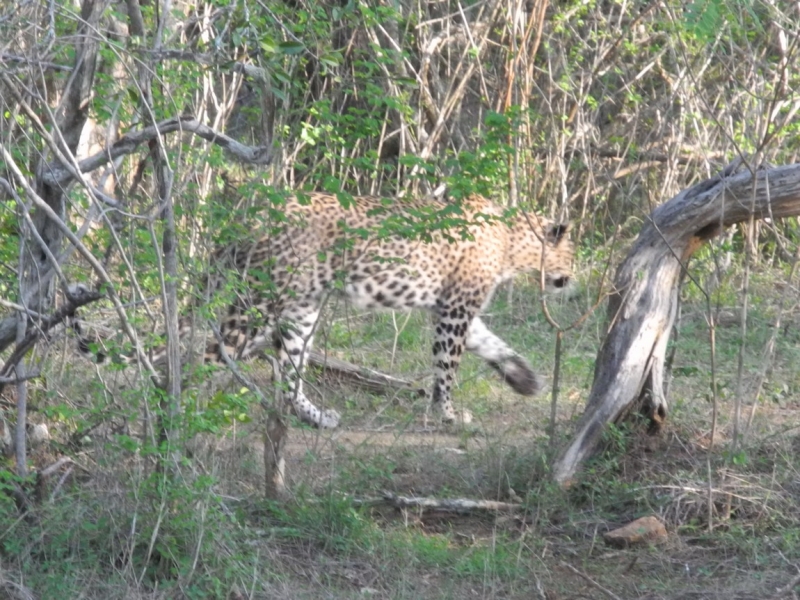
[209,303,339,428]
[275,302,340,428]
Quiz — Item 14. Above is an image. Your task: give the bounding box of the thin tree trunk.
[264,411,288,500]
[156,160,181,456]
[13,313,27,478]
[8,0,102,480]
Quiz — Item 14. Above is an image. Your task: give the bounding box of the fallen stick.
[380,491,523,512]
[307,350,426,397]
[771,568,800,599]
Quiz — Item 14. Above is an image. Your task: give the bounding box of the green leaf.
[279,41,305,55]
[319,50,342,69]
[685,0,723,43]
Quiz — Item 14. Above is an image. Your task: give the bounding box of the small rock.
[29,423,50,446]
[360,588,380,596]
[603,516,667,548]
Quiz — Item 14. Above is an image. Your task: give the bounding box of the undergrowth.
[2,267,800,599]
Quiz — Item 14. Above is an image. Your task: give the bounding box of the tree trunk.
[8,0,102,481]
[24,0,101,312]
[264,410,288,500]
[553,162,800,486]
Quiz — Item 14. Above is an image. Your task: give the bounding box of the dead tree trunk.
[554,161,800,486]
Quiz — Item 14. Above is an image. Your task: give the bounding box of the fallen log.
[554,161,800,486]
[363,491,524,512]
[307,350,426,397]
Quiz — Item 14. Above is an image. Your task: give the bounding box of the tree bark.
[553,162,800,486]
[264,410,288,500]
[24,0,101,310]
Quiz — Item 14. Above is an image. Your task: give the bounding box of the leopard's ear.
[546,223,570,244]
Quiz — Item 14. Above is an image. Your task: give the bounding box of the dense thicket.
[2,0,800,596]
[2,0,800,508]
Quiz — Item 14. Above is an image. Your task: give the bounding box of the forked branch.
[0,286,102,394]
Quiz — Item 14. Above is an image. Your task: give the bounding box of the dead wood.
[771,568,800,600]
[307,350,426,397]
[554,161,800,486]
[34,457,79,503]
[559,562,624,600]
[39,116,272,190]
[0,579,37,600]
[376,491,523,512]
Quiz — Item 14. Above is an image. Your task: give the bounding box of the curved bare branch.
[41,116,273,188]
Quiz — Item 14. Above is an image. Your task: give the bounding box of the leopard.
[80,191,574,429]
[199,191,574,428]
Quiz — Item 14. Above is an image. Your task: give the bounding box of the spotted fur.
[200,192,574,428]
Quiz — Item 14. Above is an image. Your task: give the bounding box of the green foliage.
[186,387,255,436]
[684,0,766,45]
[0,461,257,597]
[684,0,726,42]
[263,493,533,584]
[446,110,520,200]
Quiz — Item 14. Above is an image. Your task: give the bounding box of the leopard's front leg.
[431,300,478,424]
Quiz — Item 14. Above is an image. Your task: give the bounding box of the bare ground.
[183,390,800,600]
